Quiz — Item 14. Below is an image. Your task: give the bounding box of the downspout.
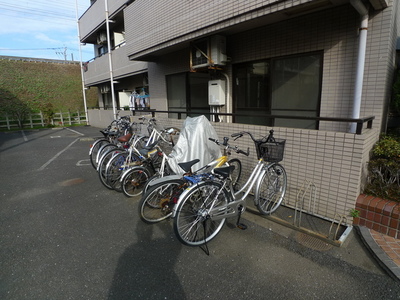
[350,0,369,133]
[221,72,231,123]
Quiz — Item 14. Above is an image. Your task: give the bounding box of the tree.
[0,88,32,128]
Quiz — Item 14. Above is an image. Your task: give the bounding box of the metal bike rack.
[294,179,317,227]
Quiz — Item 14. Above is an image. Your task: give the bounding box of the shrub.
[364,135,400,201]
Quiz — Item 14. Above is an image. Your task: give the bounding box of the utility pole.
[75,0,89,125]
[105,0,118,120]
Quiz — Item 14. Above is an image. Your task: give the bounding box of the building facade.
[79,0,396,226]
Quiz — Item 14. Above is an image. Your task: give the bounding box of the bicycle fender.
[253,169,267,206]
[147,174,182,188]
[119,165,148,182]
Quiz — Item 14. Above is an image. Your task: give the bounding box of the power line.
[0,1,89,22]
[0,4,74,20]
[0,47,64,51]
[0,47,93,54]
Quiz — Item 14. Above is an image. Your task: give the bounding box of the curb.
[355,226,400,283]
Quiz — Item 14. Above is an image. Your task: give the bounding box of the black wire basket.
[257,139,286,162]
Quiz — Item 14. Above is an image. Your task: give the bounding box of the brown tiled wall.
[354,194,400,239]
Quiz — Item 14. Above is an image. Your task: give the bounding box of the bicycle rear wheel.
[173,181,228,246]
[89,139,110,169]
[121,166,152,197]
[98,149,126,189]
[139,179,186,223]
[96,143,119,169]
[256,163,287,215]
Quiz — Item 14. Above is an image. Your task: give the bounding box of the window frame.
[233,51,323,129]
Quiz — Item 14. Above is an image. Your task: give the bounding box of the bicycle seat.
[107,131,118,136]
[100,130,109,137]
[213,165,235,178]
[178,159,200,173]
[138,141,158,157]
[118,133,132,143]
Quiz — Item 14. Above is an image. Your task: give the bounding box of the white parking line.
[64,127,85,136]
[76,159,91,166]
[38,138,79,171]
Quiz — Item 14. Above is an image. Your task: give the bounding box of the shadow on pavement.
[107,219,186,299]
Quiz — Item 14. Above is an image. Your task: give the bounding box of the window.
[166,72,209,119]
[233,52,322,129]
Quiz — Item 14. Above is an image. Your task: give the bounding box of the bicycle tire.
[227,158,242,189]
[139,178,186,223]
[89,138,110,169]
[96,143,119,168]
[105,152,142,191]
[173,180,229,246]
[141,173,162,195]
[121,166,152,197]
[98,149,127,189]
[256,163,287,215]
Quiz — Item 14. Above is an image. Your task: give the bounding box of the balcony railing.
[88,107,375,135]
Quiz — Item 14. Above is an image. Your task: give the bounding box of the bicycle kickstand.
[236,205,247,230]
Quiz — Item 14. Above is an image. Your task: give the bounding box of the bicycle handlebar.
[208,138,250,156]
[231,129,275,143]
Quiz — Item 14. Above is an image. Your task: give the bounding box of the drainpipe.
[350,0,369,133]
[221,72,231,123]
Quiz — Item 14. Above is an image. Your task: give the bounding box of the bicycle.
[106,124,181,193]
[97,133,147,190]
[89,115,132,169]
[96,117,180,191]
[117,142,171,196]
[138,136,247,223]
[172,130,287,247]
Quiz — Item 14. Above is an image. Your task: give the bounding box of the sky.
[0,0,94,62]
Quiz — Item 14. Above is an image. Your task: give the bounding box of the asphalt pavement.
[0,125,399,300]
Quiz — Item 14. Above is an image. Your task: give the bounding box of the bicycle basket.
[257,139,286,162]
[131,122,141,133]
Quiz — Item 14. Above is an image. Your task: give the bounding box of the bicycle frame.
[172,159,270,220]
[145,126,176,147]
[119,145,171,184]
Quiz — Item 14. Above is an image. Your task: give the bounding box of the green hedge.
[364,135,400,201]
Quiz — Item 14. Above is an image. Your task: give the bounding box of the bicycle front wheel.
[256,163,287,215]
[139,179,186,223]
[173,181,228,246]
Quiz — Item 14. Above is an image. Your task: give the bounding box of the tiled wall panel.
[79,0,128,40]
[146,114,379,222]
[125,0,307,58]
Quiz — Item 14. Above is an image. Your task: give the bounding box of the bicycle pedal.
[237,223,247,230]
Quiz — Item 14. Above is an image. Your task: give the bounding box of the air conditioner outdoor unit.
[191,35,227,69]
[210,35,227,65]
[97,31,107,45]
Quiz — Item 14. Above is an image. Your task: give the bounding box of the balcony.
[83,46,148,86]
[79,0,130,44]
